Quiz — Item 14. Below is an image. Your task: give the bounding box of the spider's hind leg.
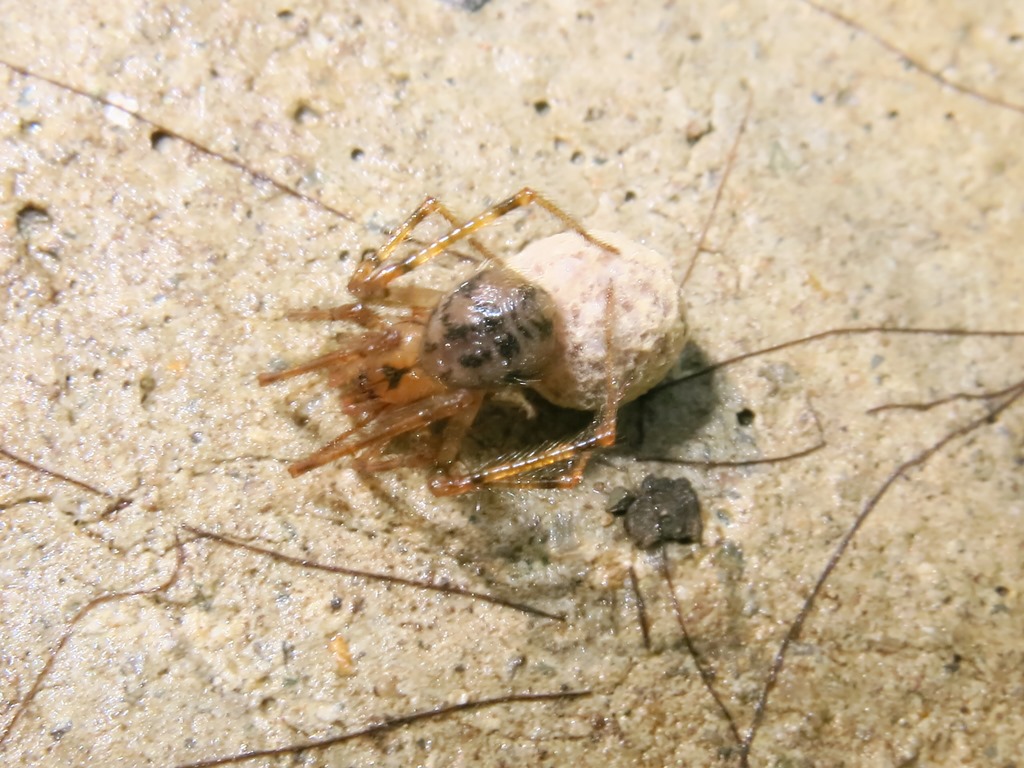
[428,403,616,495]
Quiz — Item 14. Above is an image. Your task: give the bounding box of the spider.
[259,188,689,496]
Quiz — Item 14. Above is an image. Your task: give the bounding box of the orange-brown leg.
[349,197,498,299]
[257,330,399,386]
[434,391,485,465]
[287,389,480,477]
[340,396,387,427]
[352,391,484,473]
[280,298,435,332]
[351,188,620,298]
[428,406,616,496]
[284,303,381,325]
[352,434,437,473]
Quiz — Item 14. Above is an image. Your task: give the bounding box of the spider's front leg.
[350,187,620,299]
[257,330,399,385]
[349,197,496,299]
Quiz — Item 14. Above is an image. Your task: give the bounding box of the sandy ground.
[1,1,1023,766]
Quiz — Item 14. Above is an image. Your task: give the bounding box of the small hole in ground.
[150,130,173,150]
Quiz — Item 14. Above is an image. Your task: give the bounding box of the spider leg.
[429,408,614,495]
[257,330,399,385]
[350,197,497,298]
[287,390,482,477]
[435,391,485,464]
[282,295,436,331]
[285,303,381,325]
[353,390,484,473]
[353,435,436,473]
[353,187,621,297]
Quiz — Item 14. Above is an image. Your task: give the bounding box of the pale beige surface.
[1,1,1023,767]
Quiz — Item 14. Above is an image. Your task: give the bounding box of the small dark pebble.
[609,475,702,549]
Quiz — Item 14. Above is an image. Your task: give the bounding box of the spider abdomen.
[420,266,559,389]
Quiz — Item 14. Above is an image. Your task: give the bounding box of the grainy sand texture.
[1,1,1022,766]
